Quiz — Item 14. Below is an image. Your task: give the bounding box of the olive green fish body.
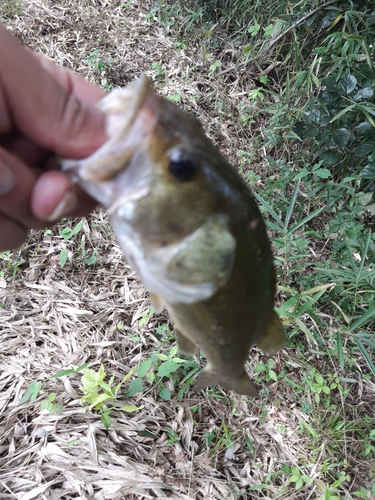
[62,76,286,396]
[165,191,280,396]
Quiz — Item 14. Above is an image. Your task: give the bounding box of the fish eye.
[168,149,198,182]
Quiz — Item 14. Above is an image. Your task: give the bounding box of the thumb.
[0,24,107,158]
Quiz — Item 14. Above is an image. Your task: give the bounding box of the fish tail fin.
[193,367,259,397]
[257,309,286,353]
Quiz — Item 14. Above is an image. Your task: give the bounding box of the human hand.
[0,24,107,251]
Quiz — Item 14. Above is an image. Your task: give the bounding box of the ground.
[0,1,374,499]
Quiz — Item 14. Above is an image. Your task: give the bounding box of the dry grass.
[0,1,374,499]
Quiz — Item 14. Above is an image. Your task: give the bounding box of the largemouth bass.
[62,76,286,396]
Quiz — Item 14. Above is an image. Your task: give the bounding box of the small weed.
[78,364,143,429]
[86,50,114,91]
[126,343,199,401]
[284,465,313,490]
[0,249,27,277]
[18,364,144,429]
[58,219,99,269]
[209,60,221,73]
[18,381,64,414]
[150,62,165,82]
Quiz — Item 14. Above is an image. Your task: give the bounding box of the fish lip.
[99,76,152,141]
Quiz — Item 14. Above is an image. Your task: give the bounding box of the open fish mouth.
[62,76,154,184]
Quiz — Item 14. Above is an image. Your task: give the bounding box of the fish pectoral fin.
[193,367,259,397]
[175,329,197,355]
[257,309,286,353]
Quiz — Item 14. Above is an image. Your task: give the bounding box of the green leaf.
[355,140,375,156]
[315,373,324,385]
[73,220,82,234]
[319,89,340,104]
[332,128,351,148]
[125,377,143,397]
[121,404,144,412]
[355,121,374,132]
[41,400,53,412]
[60,249,68,268]
[287,206,325,235]
[101,410,111,430]
[322,76,339,93]
[18,382,42,404]
[269,370,278,381]
[296,477,303,489]
[314,168,332,179]
[331,103,357,122]
[349,306,375,331]
[170,344,178,358]
[81,365,106,391]
[167,93,182,103]
[321,150,339,166]
[86,393,111,409]
[156,353,168,361]
[60,227,73,239]
[51,368,78,378]
[353,337,375,377]
[157,360,180,377]
[159,387,171,400]
[86,255,96,265]
[285,180,300,229]
[339,75,357,95]
[253,192,283,226]
[354,88,374,101]
[249,484,269,491]
[138,359,153,378]
[336,331,344,370]
[360,164,375,179]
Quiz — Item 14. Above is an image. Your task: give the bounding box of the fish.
[61,76,286,397]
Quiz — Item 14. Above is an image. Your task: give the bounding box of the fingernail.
[47,189,78,221]
[0,159,14,195]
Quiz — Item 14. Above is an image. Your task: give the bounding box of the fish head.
[62,77,238,303]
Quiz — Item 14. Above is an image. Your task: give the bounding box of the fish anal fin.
[175,328,197,355]
[193,367,259,397]
[257,309,286,353]
[150,293,164,313]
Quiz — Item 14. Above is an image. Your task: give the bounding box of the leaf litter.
[0,0,374,499]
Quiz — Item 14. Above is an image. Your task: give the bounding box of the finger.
[31,171,97,221]
[0,25,107,158]
[0,132,47,169]
[0,214,27,251]
[33,52,106,105]
[0,147,46,230]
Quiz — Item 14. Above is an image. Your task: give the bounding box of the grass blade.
[354,337,375,377]
[253,192,283,227]
[336,331,344,371]
[348,306,375,331]
[285,179,300,229]
[287,206,325,235]
[357,230,371,279]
